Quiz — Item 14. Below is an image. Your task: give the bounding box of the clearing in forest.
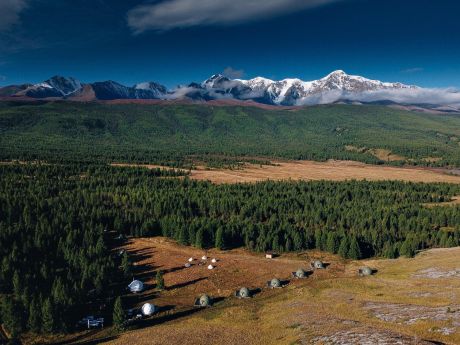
[111,160,460,184]
[92,240,460,345]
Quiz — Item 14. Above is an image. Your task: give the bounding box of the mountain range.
[1,70,459,111]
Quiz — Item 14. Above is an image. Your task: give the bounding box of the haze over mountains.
[2,70,460,111]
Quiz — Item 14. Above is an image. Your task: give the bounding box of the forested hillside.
[1,101,460,166]
[1,163,459,338]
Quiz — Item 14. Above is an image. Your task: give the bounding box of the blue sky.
[0,0,459,88]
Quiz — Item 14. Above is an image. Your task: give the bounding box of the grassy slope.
[0,101,459,165]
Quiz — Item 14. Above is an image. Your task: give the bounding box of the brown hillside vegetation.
[112,160,460,184]
[87,239,460,345]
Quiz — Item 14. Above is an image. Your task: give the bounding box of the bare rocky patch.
[413,267,460,279]
[363,302,460,326]
[310,329,435,345]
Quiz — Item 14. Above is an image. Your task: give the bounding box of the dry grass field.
[112,160,460,184]
[70,238,460,345]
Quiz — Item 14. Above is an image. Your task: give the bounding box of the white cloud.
[127,0,342,33]
[295,88,460,107]
[0,0,29,32]
[401,67,424,74]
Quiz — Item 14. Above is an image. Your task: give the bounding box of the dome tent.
[128,279,144,293]
[194,294,212,307]
[359,266,373,276]
[235,287,251,298]
[311,260,324,269]
[267,278,282,288]
[141,303,158,316]
[293,268,307,278]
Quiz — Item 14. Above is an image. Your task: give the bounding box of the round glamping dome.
[198,294,211,307]
[270,278,281,288]
[128,280,144,293]
[313,260,324,269]
[360,266,373,276]
[239,287,251,298]
[295,268,307,278]
[141,303,158,316]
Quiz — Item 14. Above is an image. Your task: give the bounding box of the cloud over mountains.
[127,0,342,33]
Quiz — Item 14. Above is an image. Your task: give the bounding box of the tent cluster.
[184,255,219,270]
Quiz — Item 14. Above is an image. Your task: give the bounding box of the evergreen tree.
[215,227,224,250]
[338,235,349,258]
[121,251,132,279]
[195,229,204,249]
[314,229,322,250]
[156,270,165,290]
[326,232,338,253]
[27,298,41,333]
[348,236,362,259]
[112,296,125,331]
[1,298,24,337]
[41,298,54,333]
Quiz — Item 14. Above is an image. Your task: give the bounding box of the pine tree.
[112,296,125,331]
[41,298,54,333]
[156,270,165,290]
[348,236,362,259]
[27,298,41,333]
[121,251,132,279]
[314,229,322,250]
[326,232,338,253]
[195,229,204,249]
[1,298,24,337]
[215,227,224,250]
[338,235,349,258]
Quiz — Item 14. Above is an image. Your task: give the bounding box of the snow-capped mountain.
[194,70,417,105]
[4,71,458,111]
[11,77,168,100]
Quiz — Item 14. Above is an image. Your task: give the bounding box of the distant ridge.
[1,71,458,112]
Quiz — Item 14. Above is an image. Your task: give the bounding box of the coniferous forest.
[0,163,459,338]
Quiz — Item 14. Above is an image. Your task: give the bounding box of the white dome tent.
[211,258,217,263]
[202,255,208,260]
[207,264,214,270]
[188,257,194,262]
[141,303,158,316]
[128,279,144,293]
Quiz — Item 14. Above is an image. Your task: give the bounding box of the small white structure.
[188,257,194,262]
[185,262,191,268]
[141,303,158,316]
[211,258,217,263]
[202,255,208,260]
[128,279,144,293]
[265,253,277,259]
[207,264,214,270]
